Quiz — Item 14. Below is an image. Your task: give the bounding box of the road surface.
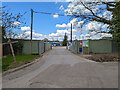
[3,47,118,88]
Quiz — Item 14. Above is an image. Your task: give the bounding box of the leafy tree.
[65,1,120,51]
[1,6,28,42]
[54,40,60,42]
[62,33,68,46]
[65,1,117,25]
[1,6,28,55]
[109,2,120,51]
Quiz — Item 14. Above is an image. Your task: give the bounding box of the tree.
[1,6,28,42]
[65,1,120,51]
[109,2,120,51]
[65,1,117,25]
[62,33,68,46]
[1,6,28,56]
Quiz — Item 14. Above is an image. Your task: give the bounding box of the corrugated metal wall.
[89,40,112,53]
[77,40,82,54]
[44,42,52,52]
[22,41,39,54]
[69,40,78,53]
[22,40,52,55]
[39,41,44,54]
[69,39,118,54]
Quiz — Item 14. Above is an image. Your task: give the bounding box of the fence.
[3,39,23,56]
[39,41,44,54]
[22,40,52,55]
[69,40,78,53]
[44,42,52,52]
[89,39,117,54]
[3,39,52,56]
[68,39,118,54]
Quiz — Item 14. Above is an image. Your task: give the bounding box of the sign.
[80,42,82,45]
[82,40,89,47]
[79,48,82,52]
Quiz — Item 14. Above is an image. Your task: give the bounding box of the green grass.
[2,55,40,72]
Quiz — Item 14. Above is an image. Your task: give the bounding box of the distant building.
[43,38,49,42]
[49,42,62,46]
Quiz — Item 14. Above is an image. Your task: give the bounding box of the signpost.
[82,40,89,54]
[3,39,18,62]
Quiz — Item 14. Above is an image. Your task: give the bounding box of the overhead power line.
[33,10,70,17]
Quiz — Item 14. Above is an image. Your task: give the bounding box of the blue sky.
[3,2,70,35]
[2,2,112,41]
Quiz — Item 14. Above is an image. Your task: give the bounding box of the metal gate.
[39,41,44,55]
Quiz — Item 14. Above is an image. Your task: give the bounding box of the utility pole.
[31,9,33,55]
[71,23,72,42]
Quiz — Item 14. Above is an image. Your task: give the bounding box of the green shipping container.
[22,40,39,54]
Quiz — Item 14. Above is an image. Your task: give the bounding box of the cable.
[24,11,30,25]
[33,10,70,17]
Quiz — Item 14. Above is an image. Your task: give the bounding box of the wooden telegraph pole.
[71,23,72,43]
[31,9,33,55]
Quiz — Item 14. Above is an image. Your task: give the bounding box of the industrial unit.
[3,39,52,56]
[49,42,62,46]
[22,40,52,55]
[68,39,118,54]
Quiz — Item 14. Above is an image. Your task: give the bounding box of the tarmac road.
[2,47,118,88]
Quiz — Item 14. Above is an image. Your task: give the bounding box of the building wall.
[22,41,39,54]
[39,41,44,55]
[69,39,117,54]
[69,40,78,53]
[77,40,82,53]
[49,42,62,46]
[44,42,52,52]
[89,39,112,53]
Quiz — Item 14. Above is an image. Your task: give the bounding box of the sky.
[3,2,72,40]
[2,1,113,41]
[2,2,70,35]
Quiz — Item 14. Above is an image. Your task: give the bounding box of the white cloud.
[102,24,109,29]
[59,5,64,10]
[85,34,91,37]
[80,34,84,37]
[53,14,59,18]
[100,33,112,38]
[21,26,30,31]
[56,23,67,28]
[85,21,101,31]
[68,29,78,32]
[90,31,97,35]
[56,18,84,29]
[12,21,21,25]
[70,18,78,24]
[49,33,58,37]
[49,29,70,37]
[103,11,112,20]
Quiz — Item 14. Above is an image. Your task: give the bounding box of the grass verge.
[2,55,40,72]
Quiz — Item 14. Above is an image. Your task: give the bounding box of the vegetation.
[2,55,40,71]
[66,1,120,51]
[1,6,28,56]
[62,33,68,46]
[1,6,28,42]
[109,2,120,51]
